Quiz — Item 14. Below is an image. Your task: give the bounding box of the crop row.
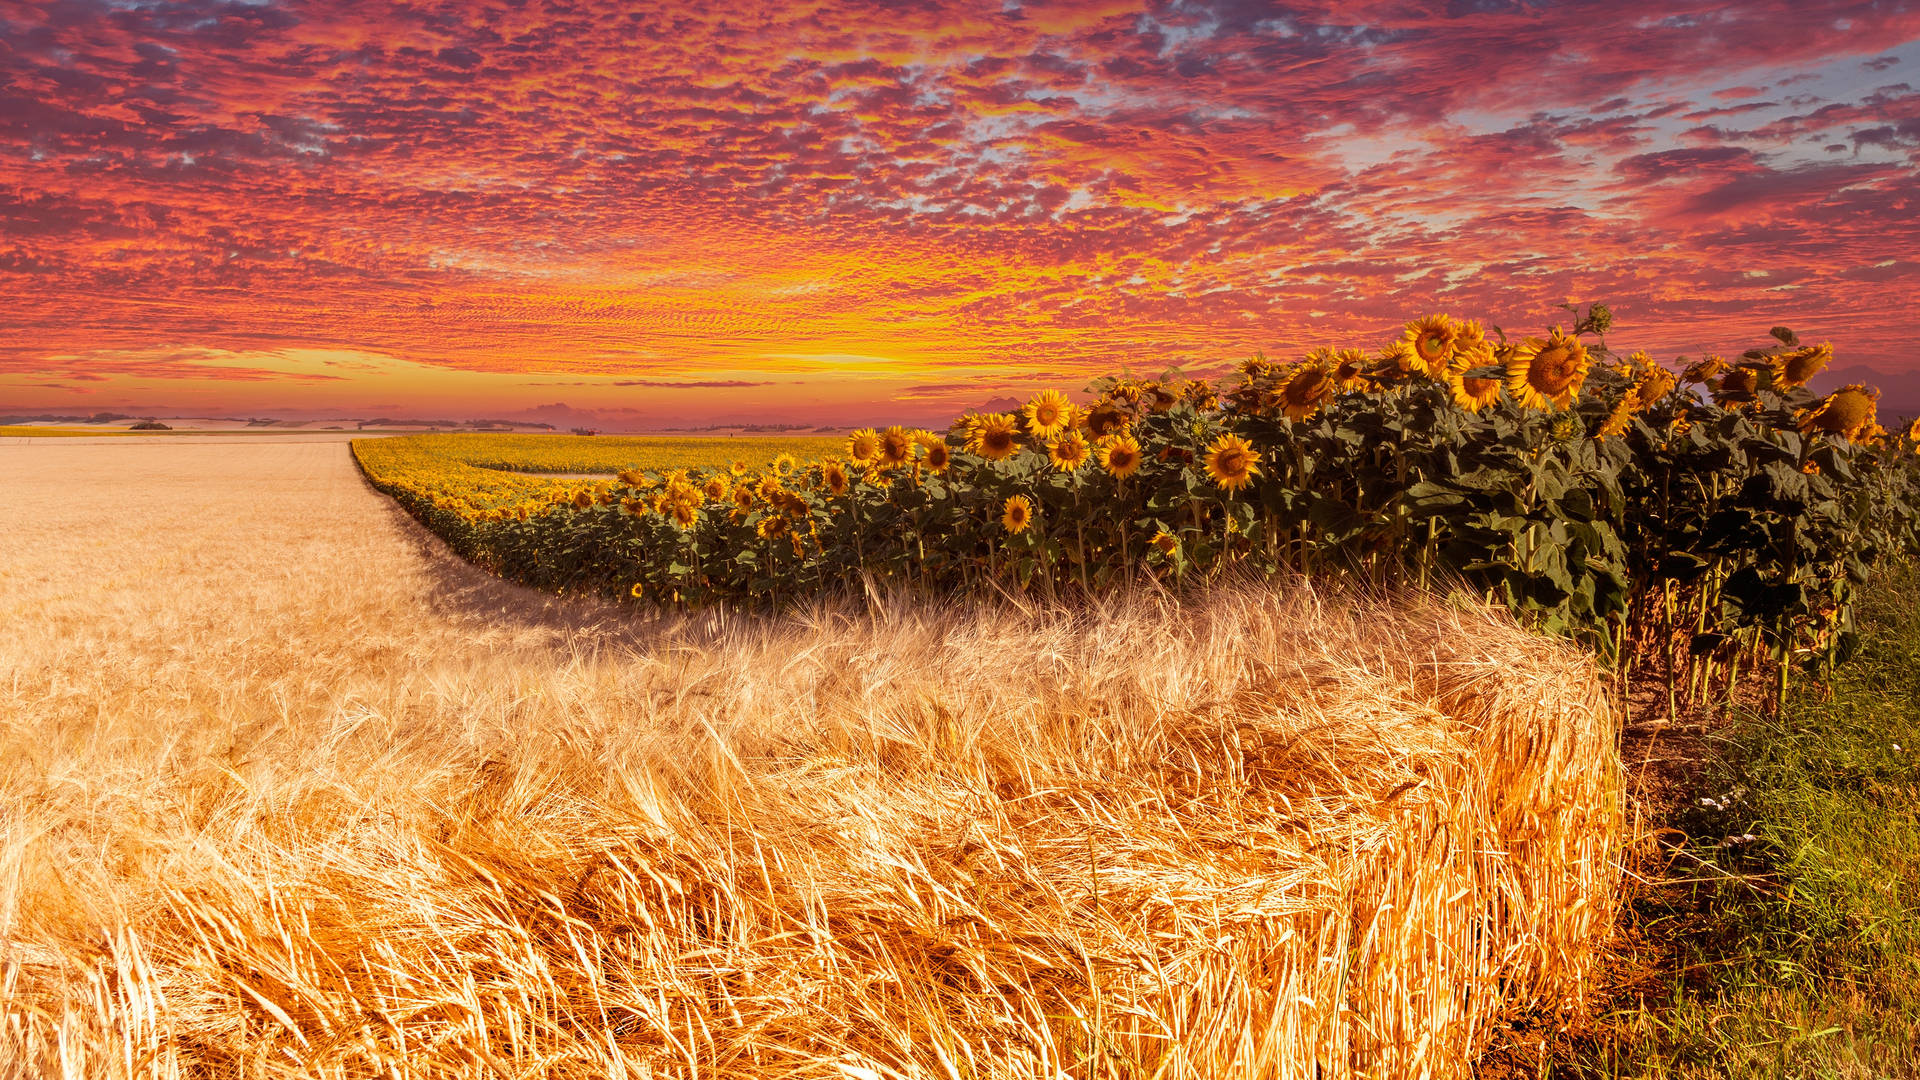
[353,309,1920,701]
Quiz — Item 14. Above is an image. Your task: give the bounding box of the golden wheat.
[0,437,1621,1078]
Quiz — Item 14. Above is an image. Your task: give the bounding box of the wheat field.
[0,436,1621,1078]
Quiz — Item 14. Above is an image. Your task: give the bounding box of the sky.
[1,0,1917,427]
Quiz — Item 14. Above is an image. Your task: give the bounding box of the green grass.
[1575,565,1920,1078]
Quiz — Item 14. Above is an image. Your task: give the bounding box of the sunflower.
[1771,343,1833,389]
[1239,354,1274,379]
[629,582,645,599]
[874,425,915,468]
[847,428,880,464]
[729,460,749,476]
[1023,390,1073,439]
[732,485,756,512]
[1203,432,1261,494]
[1276,360,1337,420]
[966,413,1020,460]
[1182,379,1219,409]
[821,460,851,496]
[701,474,731,502]
[1798,384,1879,441]
[571,490,593,509]
[1681,356,1727,385]
[618,468,648,487]
[1001,494,1033,534]
[1150,529,1179,556]
[1403,314,1456,377]
[1632,366,1677,408]
[1909,418,1920,451]
[772,454,797,478]
[1713,364,1762,405]
[1331,348,1370,392]
[1144,382,1180,414]
[1048,431,1091,472]
[1452,319,1495,370]
[756,514,790,540]
[1082,403,1129,441]
[923,440,952,474]
[667,497,699,529]
[1504,328,1592,410]
[1372,340,1423,383]
[1098,434,1143,480]
[1595,397,1637,439]
[1446,364,1503,412]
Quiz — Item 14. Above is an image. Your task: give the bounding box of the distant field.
[352,431,845,508]
[0,425,148,437]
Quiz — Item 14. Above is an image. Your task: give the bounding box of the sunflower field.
[354,308,1920,702]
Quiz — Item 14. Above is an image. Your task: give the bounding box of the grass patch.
[1575,564,1920,1078]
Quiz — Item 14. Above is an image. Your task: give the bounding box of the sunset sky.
[2,0,1917,426]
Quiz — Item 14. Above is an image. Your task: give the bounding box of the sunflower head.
[757,513,790,540]
[1277,360,1337,420]
[1446,367,1503,412]
[1451,319,1495,369]
[1713,364,1764,405]
[879,425,916,467]
[1098,434,1143,480]
[1023,390,1073,439]
[847,428,880,464]
[1633,366,1677,407]
[571,490,593,509]
[1371,340,1424,384]
[701,474,731,502]
[966,413,1021,460]
[772,454,797,478]
[1682,356,1728,385]
[821,460,851,496]
[1771,343,1833,389]
[1150,529,1179,556]
[1145,383,1180,414]
[618,468,648,487]
[923,440,952,474]
[1595,398,1636,439]
[1001,494,1034,534]
[1048,431,1090,472]
[1403,314,1456,376]
[1798,384,1879,441]
[1504,327,1592,410]
[667,497,699,529]
[729,460,749,476]
[1239,354,1274,379]
[1203,432,1261,494]
[1085,400,1132,439]
[1331,348,1370,392]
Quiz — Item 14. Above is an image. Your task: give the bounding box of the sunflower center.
[1528,346,1578,394]
[1416,334,1448,362]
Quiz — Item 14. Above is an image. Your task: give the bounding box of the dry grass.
[0,438,1622,1078]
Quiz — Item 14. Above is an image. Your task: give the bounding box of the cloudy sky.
[2,0,1916,425]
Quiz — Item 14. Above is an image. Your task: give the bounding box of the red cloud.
[0,0,1917,416]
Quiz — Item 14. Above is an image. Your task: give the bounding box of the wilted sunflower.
[1446,363,1503,412]
[1681,355,1727,385]
[571,490,594,509]
[701,474,731,502]
[1275,360,1337,419]
[879,425,917,467]
[1632,366,1677,408]
[922,440,952,474]
[821,460,851,496]
[1403,314,1456,376]
[966,413,1020,460]
[1085,400,1132,439]
[1144,382,1180,414]
[1504,328,1592,410]
[1024,390,1073,439]
[1331,348,1370,392]
[1798,384,1879,441]
[1150,529,1179,556]
[1048,431,1091,472]
[1203,432,1261,494]
[1771,343,1833,389]
[847,428,880,464]
[1713,364,1763,405]
[1098,434,1143,480]
[1001,494,1034,534]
